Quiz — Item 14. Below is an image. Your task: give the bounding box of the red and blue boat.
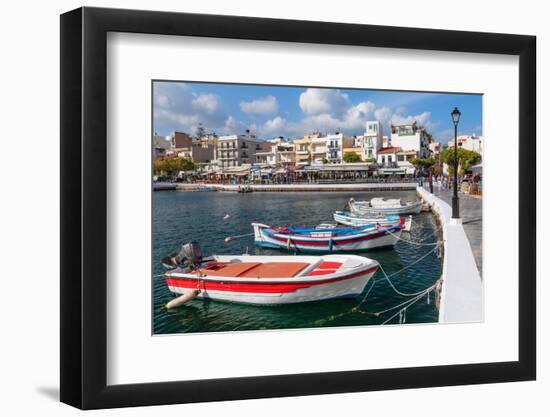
[252,220,403,253]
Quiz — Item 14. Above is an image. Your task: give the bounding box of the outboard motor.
[173,241,203,269]
[161,241,205,269]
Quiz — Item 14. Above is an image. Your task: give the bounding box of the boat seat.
[307,261,343,277]
[308,269,337,276]
[317,261,342,269]
[239,262,309,278]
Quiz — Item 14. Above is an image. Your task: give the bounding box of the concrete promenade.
[428,185,482,276]
[176,182,417,192]
[417,187,483,323]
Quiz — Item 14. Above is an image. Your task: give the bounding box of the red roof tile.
[377,146,402,154]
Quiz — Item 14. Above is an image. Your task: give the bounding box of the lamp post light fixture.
[451,107,461,219]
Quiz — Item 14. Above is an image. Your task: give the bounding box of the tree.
[321,157,329,164]
[440,147,481,176]
[364,157,377,164]
[343,153,361,163]
[194,123,206,140]
[410,157,436,175]
[154,157,197,178]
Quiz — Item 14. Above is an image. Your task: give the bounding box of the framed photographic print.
[60,6,536,409]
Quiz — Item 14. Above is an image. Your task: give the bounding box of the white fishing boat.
[349,197,422,216]
[164,243,379,305]
[334,211,412,232]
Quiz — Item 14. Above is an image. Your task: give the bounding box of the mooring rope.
[382,226,440,246]
[376,247,438,296]
[380,291,432,325]
[315,246,440,326]
[225,232,255,242]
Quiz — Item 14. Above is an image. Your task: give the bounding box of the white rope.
[355,277,377,306]
[360,287,434,317]
[377,247,439,296]
[228,232,255,239]
[381,291,430,325]
[382,226,440,246]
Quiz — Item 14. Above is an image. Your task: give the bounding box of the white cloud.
[374,107,392,126]
[153,83,226,134]
[299,88,349,116]
[192,94,221,115]
[155,94,170,108]
[342,101,376,130]
[240,95,279,114]
[391,111,431,127]
[154,82,440,141]
[262,117,287,134]
[223,116,248,134]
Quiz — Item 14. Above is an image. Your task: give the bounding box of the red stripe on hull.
[166,266,378,294]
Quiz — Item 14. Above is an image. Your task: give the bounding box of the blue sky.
[153,81,482,144]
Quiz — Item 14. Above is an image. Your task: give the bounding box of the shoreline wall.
[176,183,418,192]
[417,187,483,323]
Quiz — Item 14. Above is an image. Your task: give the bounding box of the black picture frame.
[60,6,536,410]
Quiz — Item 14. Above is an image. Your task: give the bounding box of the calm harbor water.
[153,190,441,334]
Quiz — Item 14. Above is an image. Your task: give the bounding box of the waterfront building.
[215,133,270,168]
[255,137,296,167]
[153,133,173,160]
[170,131,193,153]
[294,132,322,166]
[429,141,442,173]
[343,146,364,162]
[447,133,483,157]
[311,135,328,164]
[167,131,217,163]
[325,133,354,163]
[177,141,216,163]
[390,122,432,159]
[376,146,416,175]
[362,120,384,160]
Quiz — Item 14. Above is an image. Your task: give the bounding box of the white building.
[215,133,268,168]
[390,122,432,159]
[325,133,354,163]
[311,136,328,164]
[255,137,296,167]
[362,120,384,160]
[376,146,416,175]
[447,134,483,157]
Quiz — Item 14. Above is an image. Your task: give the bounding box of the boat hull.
[350,201,422,216]
[334,211,412,232]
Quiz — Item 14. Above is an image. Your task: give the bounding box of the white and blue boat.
[349,197,422,216]
[334,210,412,232]
[252,221,403,253]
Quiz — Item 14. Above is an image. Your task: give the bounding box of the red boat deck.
[198,261,310,278]
[194,260,345,279]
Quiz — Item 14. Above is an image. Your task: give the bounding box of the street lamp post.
[451,107,461,219]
